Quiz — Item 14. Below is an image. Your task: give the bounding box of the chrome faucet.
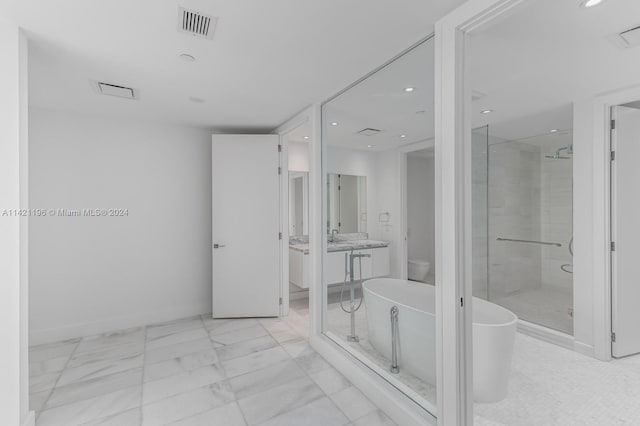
[346,252,371,342]
[330,229,339,242]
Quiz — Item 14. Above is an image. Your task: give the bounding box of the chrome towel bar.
[496,237,561,247]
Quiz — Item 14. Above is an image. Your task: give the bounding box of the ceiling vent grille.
[357,128,382,136]
[178,7,217,40]
[619,25,640,48]
[96,82,137,100]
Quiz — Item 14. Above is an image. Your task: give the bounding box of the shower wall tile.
[488,141,542,300]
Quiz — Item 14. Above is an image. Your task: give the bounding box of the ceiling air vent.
[357,128,382,136]
[96,82,137,100]
[618,25,640,48]
[178,7,217,40]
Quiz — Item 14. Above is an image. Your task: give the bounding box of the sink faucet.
[330,229,339,242]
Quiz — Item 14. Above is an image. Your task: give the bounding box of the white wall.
[29,107,213,344]
[288,141,310,172]
[407,154,435,276]
[0,22,31,426]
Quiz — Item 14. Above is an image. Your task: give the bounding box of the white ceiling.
[323,39,434,151]
[324,0,640,151]
[469,0,640,140]
[7,0,466,131]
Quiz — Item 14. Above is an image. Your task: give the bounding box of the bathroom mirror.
[289,172,308,236]
[327,173,367,234]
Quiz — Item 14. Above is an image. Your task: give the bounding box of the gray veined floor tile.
[215,335,278,362]
[77,408,141,426]
[256,396,349,426]
[209,324,269,346]
[144,337,214,365]
[30,371,62,394]
[142,384,234,426]
[281,340,314,358]
[270,329,303,345]
[329,386,377,421]
[46,368,143,409]
[294,352,332,375]
[144,348,219,382]
[30,354,72,377]
[56,354,144,387]
[75,327,145,355]
[30,389,52,413]
[204,317,259,335]
[67,341,144,369]
[309,367,351,395]
[237,376,324,425]
[260,319,294,334]
[146,327,209,351]
[352,409,397,426]
[37,386,141,426]
[228,359,307,399]
[221,346,291,378]
[146,316,204,340]
[30,339,80,363]
[143,364,226,405]
[169,402,247,426]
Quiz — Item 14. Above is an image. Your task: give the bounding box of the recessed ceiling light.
[400,134,407,138]
[303,136,309,139]
[367,145,373,148]
[404,87,415,93]
[330,122,338,126]
[179,53,196,62]
[189,96,205,103]
[580,0,605,8]
[481,109,493,114]
[550,129,559,133]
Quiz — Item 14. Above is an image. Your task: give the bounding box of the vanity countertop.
[289,239,389,255]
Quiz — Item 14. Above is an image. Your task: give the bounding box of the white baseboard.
[310,335,436,426]
[573,340,596,358]
[30,306,209,345]
[517,320,596,358]
[22,410,35,426]
[517,320,575,350]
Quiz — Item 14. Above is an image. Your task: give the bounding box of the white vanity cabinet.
[326,247,389,285]
[289,249,309,289]
[289,245,390,289]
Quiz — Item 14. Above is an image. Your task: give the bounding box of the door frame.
[399,138,436,282]
[587,86,640,360]
[275,107,318,318]
[435,0,535,422]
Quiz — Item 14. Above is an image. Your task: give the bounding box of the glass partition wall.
[321,38,437,416]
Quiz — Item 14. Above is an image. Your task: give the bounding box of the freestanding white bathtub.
[363,278,517,403]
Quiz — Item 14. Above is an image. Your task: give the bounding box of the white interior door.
[212,134,280,318]
[611,105,640,357]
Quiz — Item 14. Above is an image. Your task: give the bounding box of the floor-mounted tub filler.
[363,278,517,403]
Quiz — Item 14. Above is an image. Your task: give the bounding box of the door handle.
[214,244,226,249]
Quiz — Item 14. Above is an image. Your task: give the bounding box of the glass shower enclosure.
[473,127,574,335]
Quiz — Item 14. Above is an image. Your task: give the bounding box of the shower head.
[545,144,573,160]
[545,154,571,160]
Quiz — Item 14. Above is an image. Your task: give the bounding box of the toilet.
[408,259,431,283]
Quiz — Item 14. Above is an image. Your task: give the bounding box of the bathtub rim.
[362,277,518,328]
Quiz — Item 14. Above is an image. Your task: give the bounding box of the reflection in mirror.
[289,172,308,236]
[327,174,367,234]
[321,36,436,419]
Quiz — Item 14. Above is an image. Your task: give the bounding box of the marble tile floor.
[29,315,397,426]
[294,293,640,425]
[493,285,573,335]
